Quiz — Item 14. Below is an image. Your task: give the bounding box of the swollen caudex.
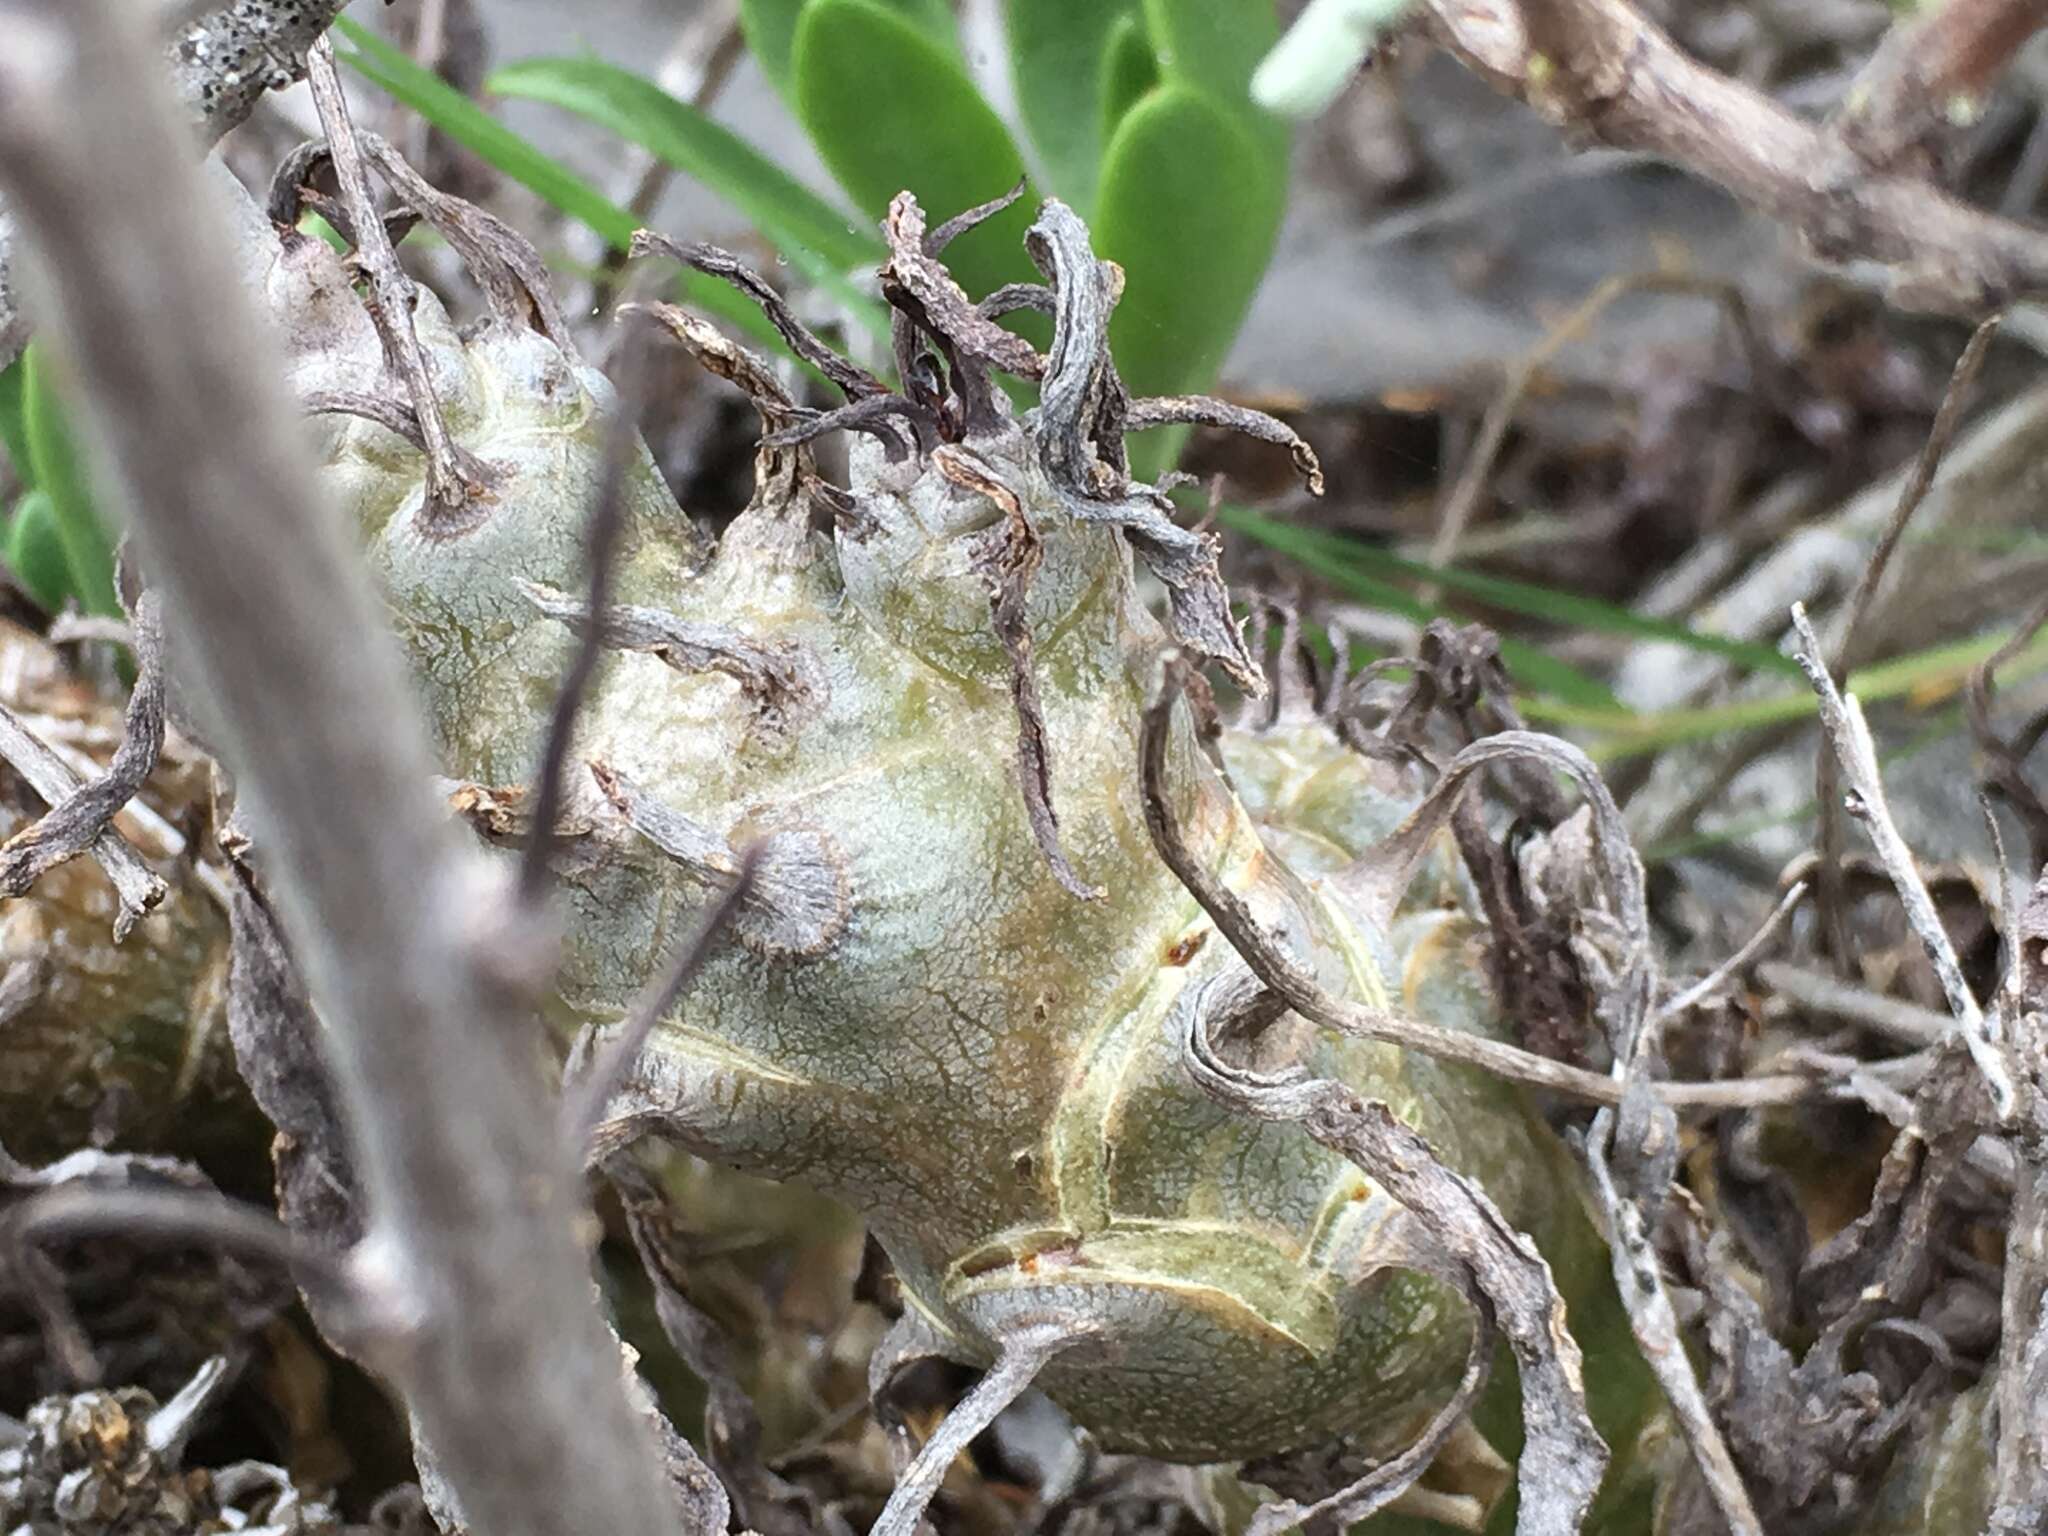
[247,166,1617,1510]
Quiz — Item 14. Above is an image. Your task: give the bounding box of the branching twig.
[0,0,354,366]
[1175,965,1607,1536]
[1823,0,2048,178]
[0,699,165,938]
[0,591,167,920]
[304,36,481,525]
[1970,591,2048,870]
[1791,603,2017,1117]
[869,1322,1093,1536]
[1757,960,1956,1048]
[1992,870,2048,1534]
[1583,1134,1764,1535]
[1424,0,2048,313]
[0,7,688,1535]
[9,1182,352,1310]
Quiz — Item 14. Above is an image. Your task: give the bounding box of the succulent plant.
[213,149,1669,1530]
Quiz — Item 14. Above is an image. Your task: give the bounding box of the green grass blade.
[487,54,891,336]
[334,18,824,361]
[1220,507,1801,677]
[4,490,74,614]
[1543,626,2048,761]
[1640,709,1957,864]
[1220,500,1617,708]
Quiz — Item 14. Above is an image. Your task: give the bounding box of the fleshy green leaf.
[793,0,1037,306]
[20,347,118,617]
[1005,0,1140,213]
[333,18,854,361]
[5,491,74,614]
[744,0,959,106]
[486,55,889,331]
[1098,13,1161,150]
[739,0,808,102]
[1141,0,1283,120]
[1094,85,1283,420]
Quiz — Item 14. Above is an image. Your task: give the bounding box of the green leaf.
[5,490,74,614]
[1216,502,1617,709]
[744,0,959,106]
[1141,0,1282,118]
[0,355,29,486]
[486,55,890,332]
[333,18,846,361]
[1538,626,2048,762]
[793,0,1038,306]
[1220,507,1802,678]
[339,20,631,244]
[1005,0,1140,212]
[1094,85,1283,432]
[739,0,809,102]
[1098,13,1161,149]
[20,346,119,617]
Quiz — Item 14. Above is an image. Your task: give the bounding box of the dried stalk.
[558,855,757,1158]
[0,592,168,929]
[0,5,686,1535]
[1815,314,2002,968]
[0,700,165,937]
[1424,0,2048,313]
[1790,604,2017,1117]
[304,37,481,524]
[1757,960,1956,1048]
[1654,880,1806,1024]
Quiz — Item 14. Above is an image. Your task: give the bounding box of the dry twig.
[304,36,484,525]
[1174,966,1606,1536]
[517,316,659,909]
[1970,591,2048,869]
[1823,0,2048,178]
[0,592,168,933]
[1816,314,2002,966]
[0,701,165,938]
[1422,0,2048,313]
[1791,603,2017,1116]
